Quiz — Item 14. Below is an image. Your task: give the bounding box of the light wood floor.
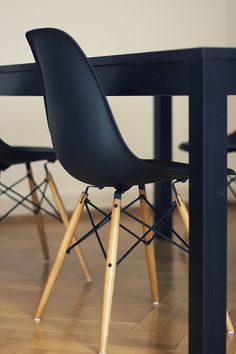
[0,202,235,353]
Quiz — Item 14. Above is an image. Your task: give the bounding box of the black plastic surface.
[26,28,190,190]
[180,130,236,153]
[0,138,56,171]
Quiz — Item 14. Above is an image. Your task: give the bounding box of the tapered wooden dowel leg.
[34,191,88,320]
[139,185,159,304]
[27,164,49,261]
[173,192,189,242]
[174,190,234,335]
[47,172,92,282]
[99,191,122,354]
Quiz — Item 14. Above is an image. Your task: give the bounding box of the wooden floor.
[0,201,235,353]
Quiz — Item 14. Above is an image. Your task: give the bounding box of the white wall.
[0,0,233,214]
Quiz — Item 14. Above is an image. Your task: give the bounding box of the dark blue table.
[0,48,234,354]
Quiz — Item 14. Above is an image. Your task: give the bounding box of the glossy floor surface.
[0,202,235,353]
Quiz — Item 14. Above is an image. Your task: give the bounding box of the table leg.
[154,96,172,238]
[189,60,227,354]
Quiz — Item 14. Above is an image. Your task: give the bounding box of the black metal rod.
[116,203,177,266]
[122,196,141,211]
[0,187,36,213]
[37,180,61,218]
[86,199,107,216]
[148,229,189,253]
[87,199,147,244]
[88,198,182,248]
[88,195,140,214]
[122,203,176,234]
[0,174,29,196]
[0,180,44,209]
[73,196,187,267]
[117,208,189,266]
[85,202,107,259]
[0,197,33,221]
[0,180,61,221]
[227,179,236,199]
[117,203,180,266]
[66,212,112,253]
[0,181,46,221]
[143,197,189,249]
[124,203,189,252]
[37,179,49,207]
[227,175,236,186]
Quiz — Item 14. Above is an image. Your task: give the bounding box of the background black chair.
[26,28,234,354]
[0,138,91,280]
[180,131,236,199]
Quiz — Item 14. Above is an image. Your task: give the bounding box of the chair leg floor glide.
[139,185,159,304]
[27,163,50,261]
[47,172,92,282]
[173,182,235,335]
[34,191,88,320]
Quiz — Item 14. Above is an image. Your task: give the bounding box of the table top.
[1,47,236,97]
[1,47,236,73]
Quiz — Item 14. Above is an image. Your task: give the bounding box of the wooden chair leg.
[139,185,159,304]
[27,164,49,261]
[227,311,235,335]
[174,191,234,335]
[47,172,92,282]
[226,335,234,354]
[99,191,122,354]
[173,192,189,242]
[34,191,88,320]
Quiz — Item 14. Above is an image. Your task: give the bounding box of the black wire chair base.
[227,175,236,199]
[66,190,189,267]
[0,163,61,223]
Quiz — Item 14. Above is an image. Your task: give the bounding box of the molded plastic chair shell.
[26,28,189,191]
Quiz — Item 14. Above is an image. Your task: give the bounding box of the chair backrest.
[26,28,138,188]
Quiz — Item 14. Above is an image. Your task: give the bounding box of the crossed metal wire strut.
[0,163,61,223]
[66,188,189,266]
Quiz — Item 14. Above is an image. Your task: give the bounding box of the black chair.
[0,138,55,259]
[0,138,91,280]
[26,28,234,354]
[180,131,236,199]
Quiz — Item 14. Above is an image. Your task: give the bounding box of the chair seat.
[79,156,235,190]
[142,159,189,181]
[180,131,236,153]
[135,159,234,189]
[101,158,190,190]
[227,131,236,152]
[143,159,234,179]
[0,139,56,171]
[179,142,190,152]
